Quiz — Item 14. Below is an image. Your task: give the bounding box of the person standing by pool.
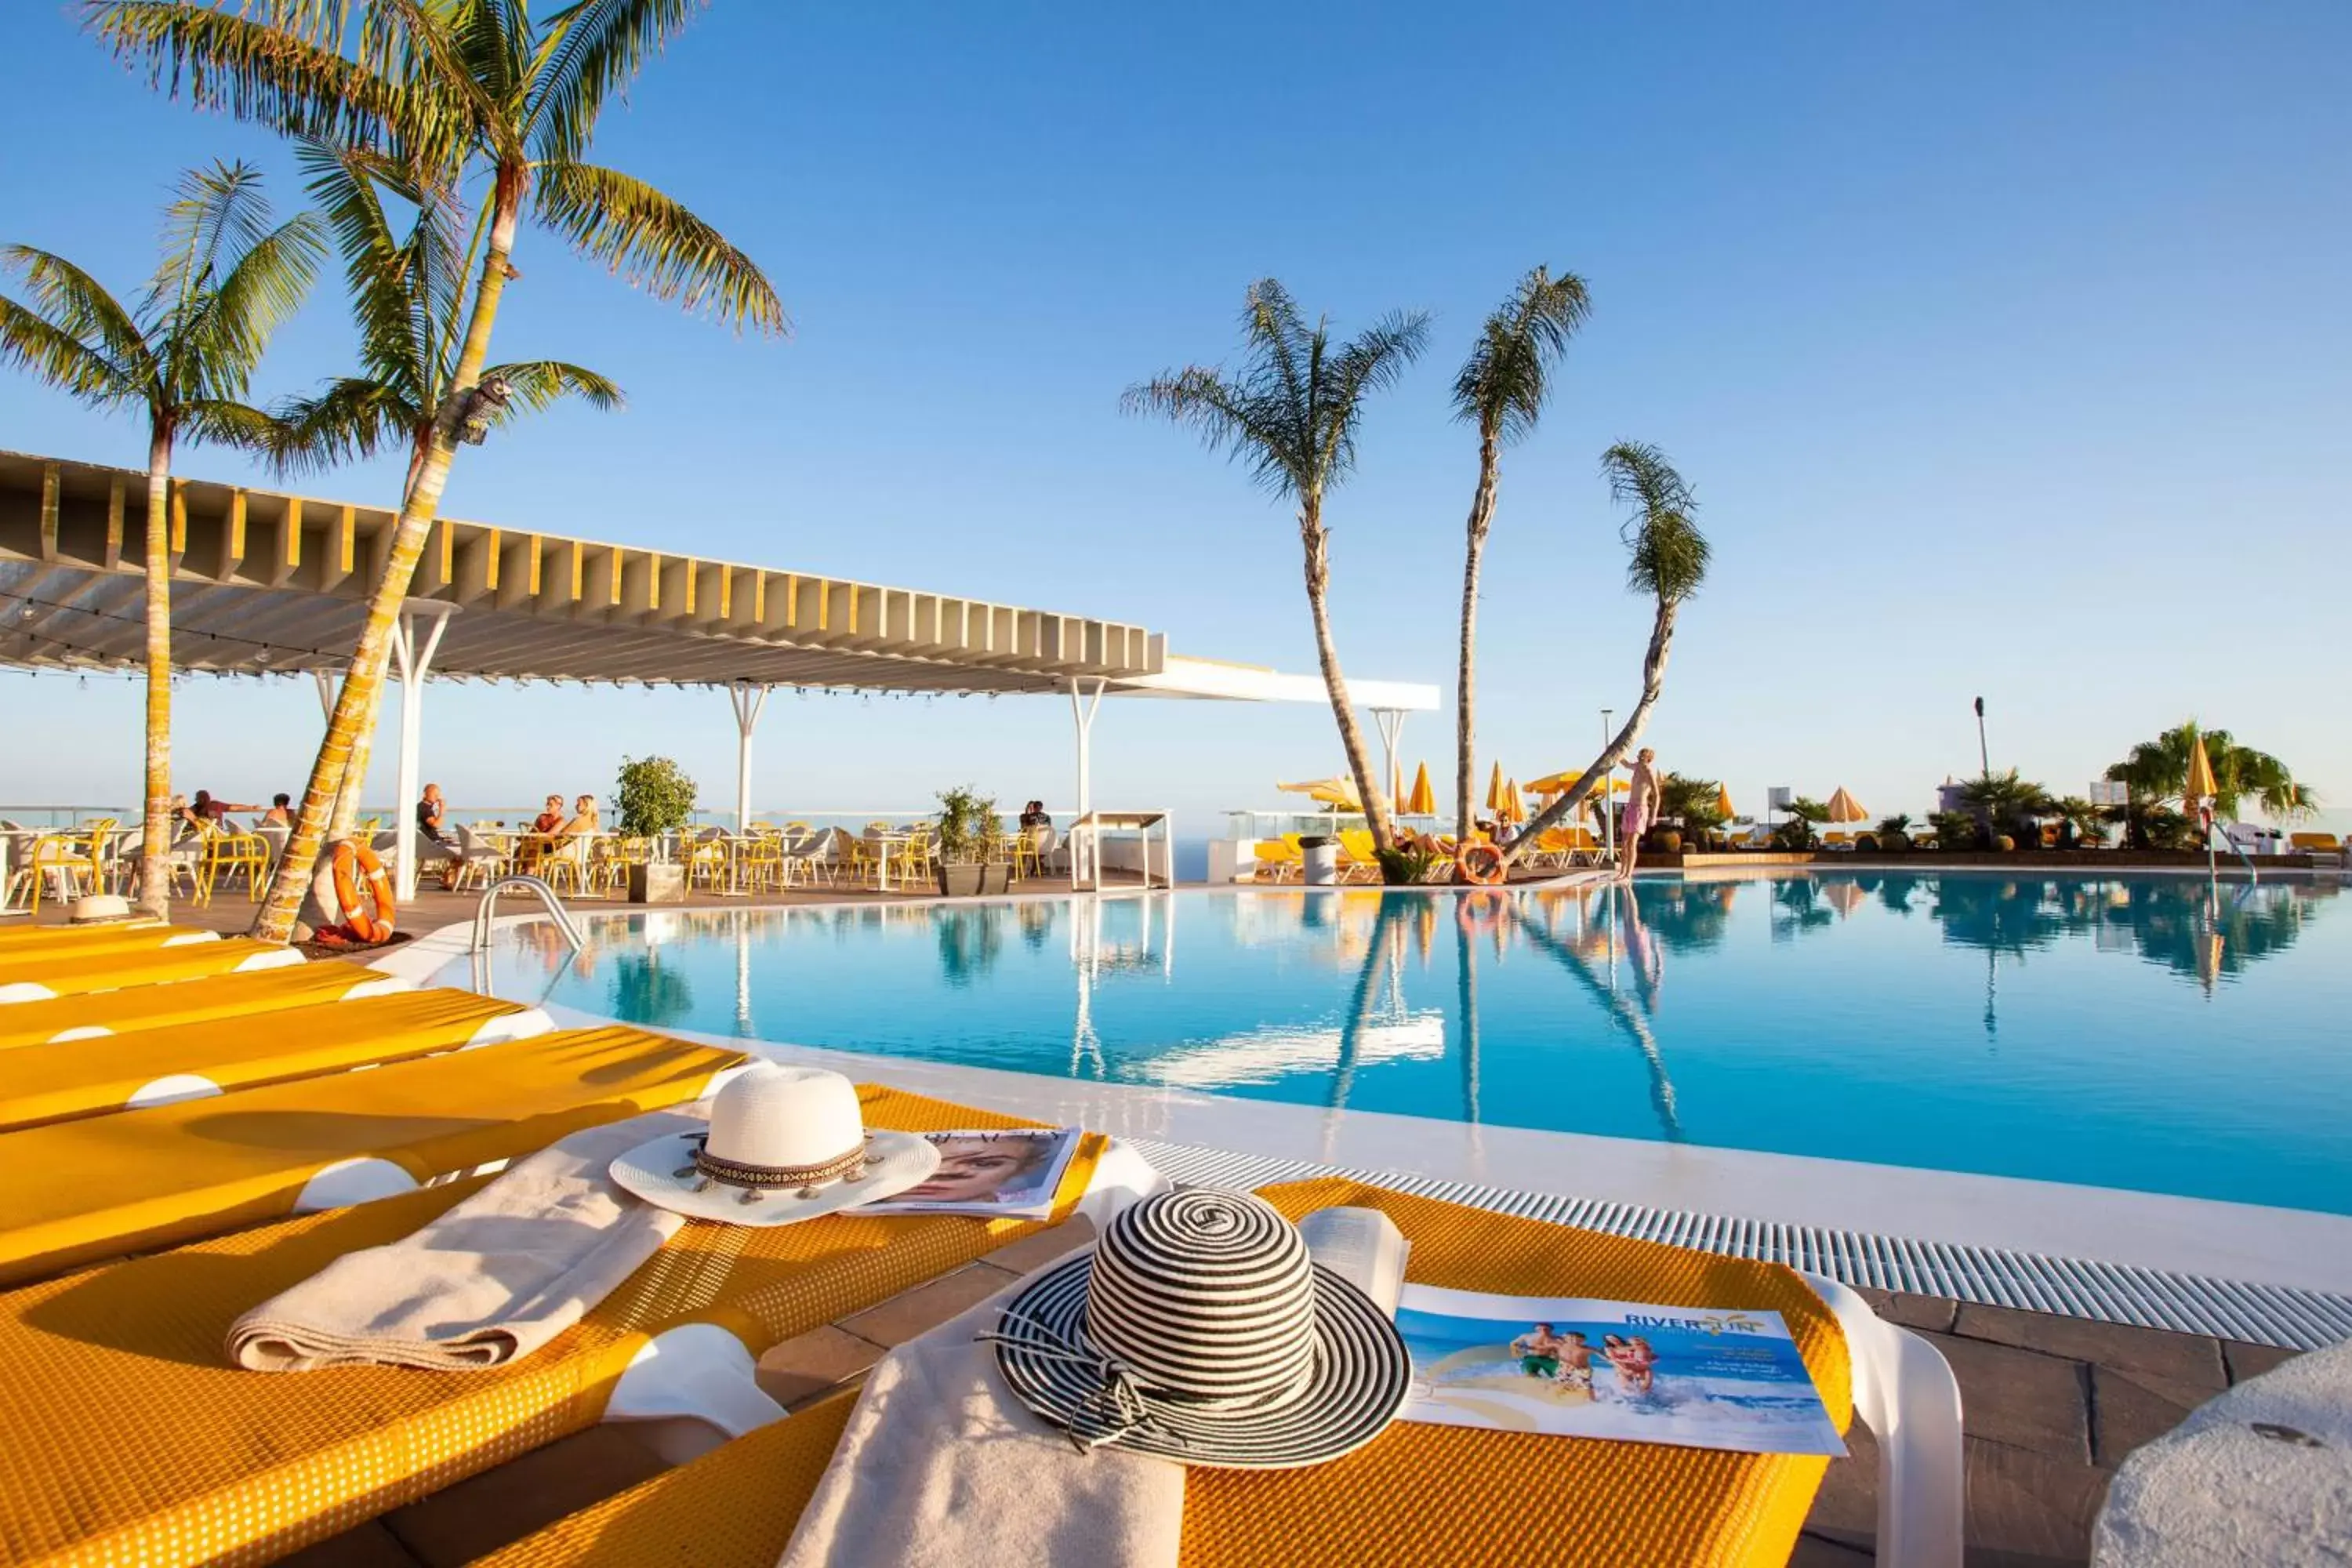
[1616,749,1663,882]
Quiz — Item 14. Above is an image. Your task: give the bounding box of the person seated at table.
[262,793,292,827]
[1018,800,1051,830]
[558,794,600,839]
[412,782,463,887]
[191,789,256,829]
[531,794,566,837]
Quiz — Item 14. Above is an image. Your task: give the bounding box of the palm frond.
[0,295,142,408]
[83,2,423,156]
[0,245,154,383]
[530,159,786,334]
[481,357,624,418]
[1122,365,1304,497]
[151,159,276,313]
[268,375,421,474]
[176,209,328,397]
[294,136,456,397]
[1454,264,1590,444]
[1320,308,1430,478]
[1602,441,1710,603]
[176,395,285,452]
[529,0,704,164]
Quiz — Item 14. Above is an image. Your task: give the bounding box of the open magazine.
[860,1128,1083,1219]
[1393,1283,1846,1457]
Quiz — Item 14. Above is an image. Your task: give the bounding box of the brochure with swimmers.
[1393,1284,1847,1456]
[861,1128,1083,1219]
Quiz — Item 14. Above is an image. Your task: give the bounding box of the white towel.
[779,1272,1183,1568]
[228,1108,700,1371]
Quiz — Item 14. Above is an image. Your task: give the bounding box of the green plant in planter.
[1992,833,2018,852]
[615,756,698,837]
[1855,833,1879,853]
[934,785,1003,864]
[1771,796,1828,851]
[1376,842,1446,885]
[1876,814,1913,852]
[1929,810,1982,851]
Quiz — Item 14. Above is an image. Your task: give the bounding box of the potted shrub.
[934,786,1011,897]
[1875,814,1913,853]
[615,756,696,902]
[1992,833,2017,852]
[1648,827,1683,855]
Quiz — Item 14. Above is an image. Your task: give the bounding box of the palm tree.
[92,0,787,942]
[271,137,621,832]
[0,162,322,917]
[1450,265,1589,839]
[1124,278,1429,853]
[1958,769,2054,845]
[1499,442,1711,868]
[2106,720,2316,822]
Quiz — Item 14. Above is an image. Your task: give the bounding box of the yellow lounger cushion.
[0,989,537,1134]
[477,1177,1853,1568]
[0,938,304,1004]
[0,963,405,1051]
[0,922,209,954]
[0,1025,742,1287]
[0,1087,1104,1568]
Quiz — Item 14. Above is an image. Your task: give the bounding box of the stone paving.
[285,1218,2302,1568]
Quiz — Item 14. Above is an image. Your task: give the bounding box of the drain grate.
[1131,1138,2352,1350]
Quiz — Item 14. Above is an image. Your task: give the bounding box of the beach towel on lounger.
[230,1109,702,1370]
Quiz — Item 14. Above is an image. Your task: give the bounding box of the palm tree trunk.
[1499,597,1682,869]
[1300,495,1394,854]
[251,163,528,942]
[135,428,174,920]
[1454,430,1498,840]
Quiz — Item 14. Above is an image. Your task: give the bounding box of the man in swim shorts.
[1511,1323,1568,1379]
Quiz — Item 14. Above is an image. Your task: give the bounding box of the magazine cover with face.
[1395,1284,1846,1456]
[861,1128,1081,1218]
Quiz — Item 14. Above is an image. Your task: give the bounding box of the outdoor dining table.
[864,830,913,891]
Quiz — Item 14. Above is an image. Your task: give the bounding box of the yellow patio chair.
[0,1023,745,1287]
[2289,831,2340,853]
[0,1090,1117,1568]
[1337,828,1381,882]
[0,962,406,1051]
[0,988,546,1134]
[8,829,94,913]
[471,1176,1880,1568]
[197,829,270,906]
[1252,837,1300,881]
[0,935,304,1004]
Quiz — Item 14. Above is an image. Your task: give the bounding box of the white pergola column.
[1068,675,1106,890]
[312,668,339,721]
[388,604,456,902]
[729,681,771,833]
[1372,706,1408,809]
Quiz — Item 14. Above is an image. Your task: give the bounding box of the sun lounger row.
[0,934,304,1004]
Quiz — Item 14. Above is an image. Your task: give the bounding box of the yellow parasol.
[1826,787,1868,823]
[2183,734,2218,801]
[1484,761,1510,815]
[1404,762,1436,817]
[1715,783,1737,820]
[1498,779,1526,826]
[1277,778,1363,811]
[1526,768,1630,797]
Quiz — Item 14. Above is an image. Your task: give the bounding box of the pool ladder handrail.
[470,873,586,954]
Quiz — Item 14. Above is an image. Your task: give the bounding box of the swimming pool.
[448,874,2352,1215]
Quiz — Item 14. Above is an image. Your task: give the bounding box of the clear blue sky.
[2,2,2346,829]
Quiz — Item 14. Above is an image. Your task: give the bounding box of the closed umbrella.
[1715,784,1737,820]
[1404,763,1436,818]
[1484,762,1508,815]
[1826,788,1867,824]
[1498,779,1526,826]
[2183,735,2218,802]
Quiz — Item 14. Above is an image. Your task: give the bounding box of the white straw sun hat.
[608,1063,938,1226]
[985,1187,1411,1468]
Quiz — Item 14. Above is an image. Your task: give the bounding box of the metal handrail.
[471,873,586,953]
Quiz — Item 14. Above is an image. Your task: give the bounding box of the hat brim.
[993,1251,1411,1469]
[608,1129,939,1226]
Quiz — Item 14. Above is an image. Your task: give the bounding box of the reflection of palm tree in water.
[1508,894,1683,1142]
[609,949,694,1027]
[1330,895,1413,1120]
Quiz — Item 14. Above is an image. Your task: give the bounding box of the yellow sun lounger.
[0,989,551,1134]
[0,1089,1117,1568]
[0,962,407,1051]
[0,937,304,1004]
[0,1025,744,1287]
[477,1178,1897,1568]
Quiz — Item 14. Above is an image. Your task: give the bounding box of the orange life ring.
[1455,841,1508,886]
[326,840,397,944]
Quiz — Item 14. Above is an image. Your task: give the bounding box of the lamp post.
[1973,695,1990,779]
[1600,706,1616,866]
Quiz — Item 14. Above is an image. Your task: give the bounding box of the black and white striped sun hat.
[985,1188,1411,1468]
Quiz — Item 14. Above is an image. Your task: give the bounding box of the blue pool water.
[450,874,2352,1214]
